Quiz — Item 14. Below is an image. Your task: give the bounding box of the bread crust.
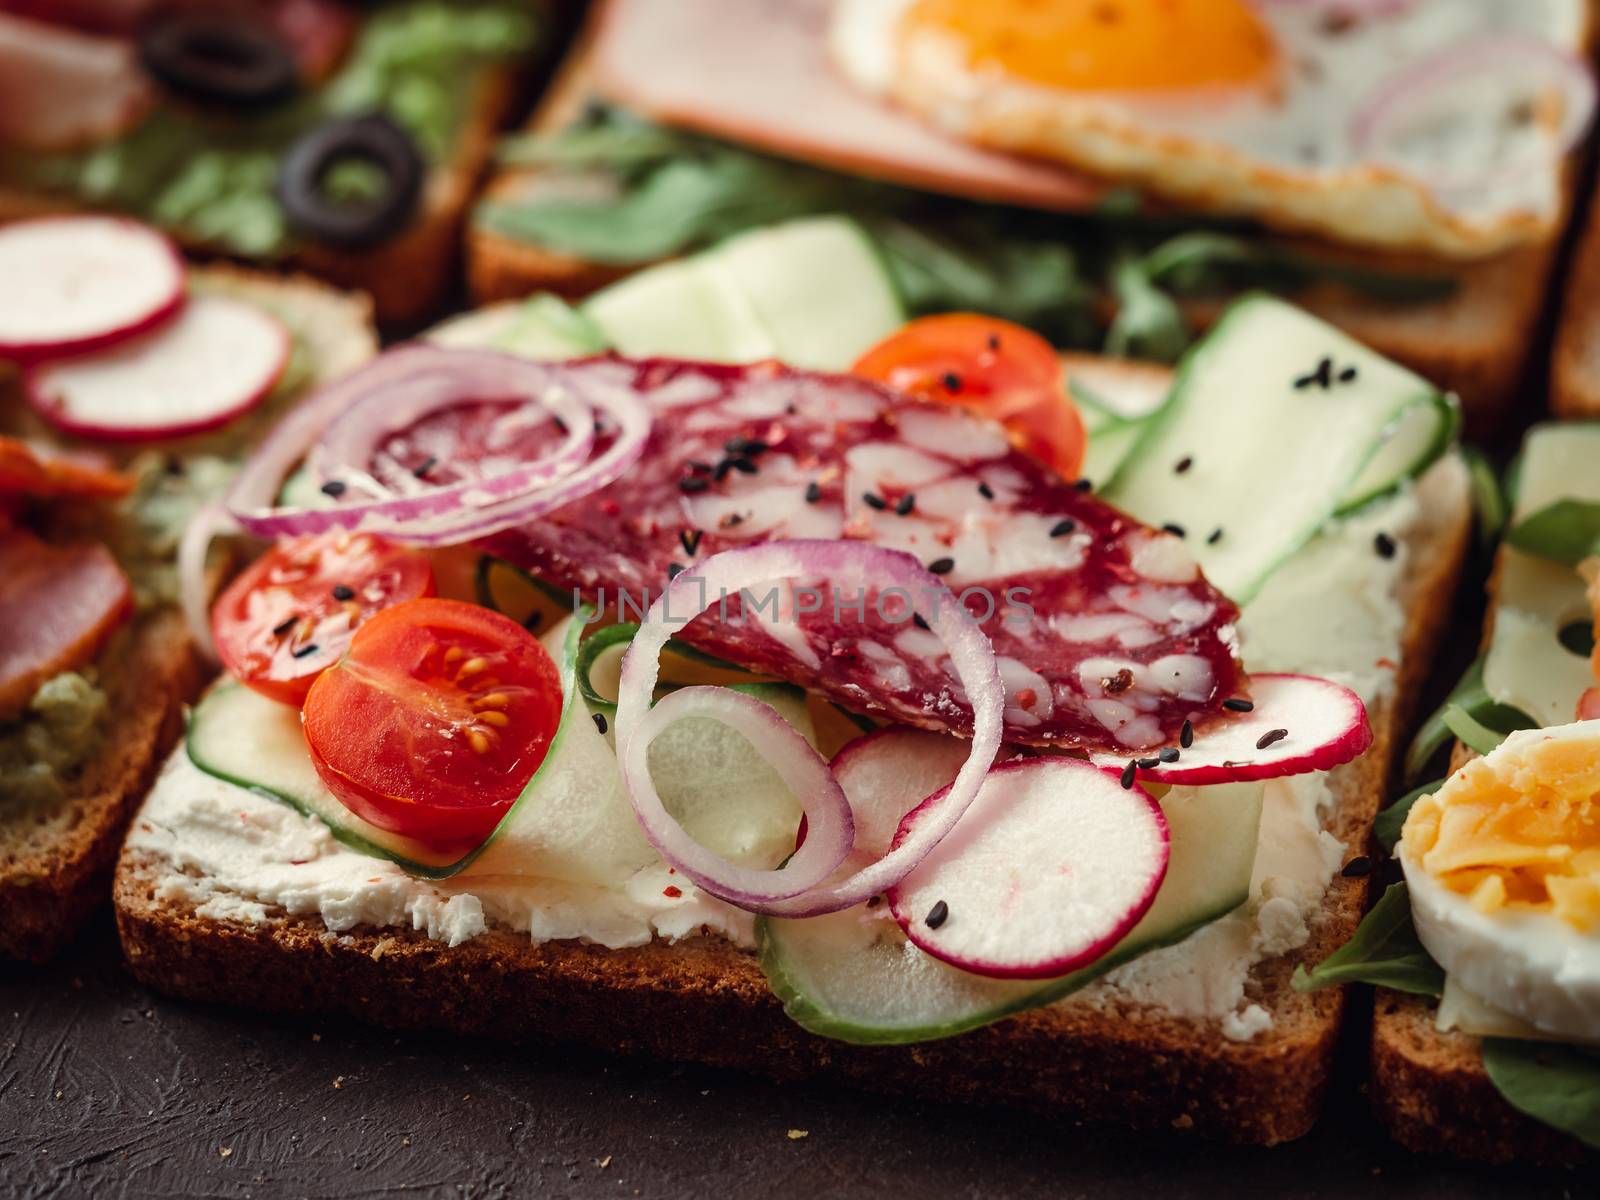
[110,436,1472,1144]
[1552,183,1600,419]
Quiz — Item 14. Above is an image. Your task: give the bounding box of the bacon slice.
[381,358,1243,752]
[590,0,1104,212]
[0,437,132,500]
[0,14,152,151]
[0,531,133,719]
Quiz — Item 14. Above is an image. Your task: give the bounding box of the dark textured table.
[0,913,1590,1199]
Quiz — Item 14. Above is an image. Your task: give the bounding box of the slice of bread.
[111,359,1473,1144]
[0,268,376,964]
[465,22,1577,432]
[1552,183,1600,419]
[0,64,521,327]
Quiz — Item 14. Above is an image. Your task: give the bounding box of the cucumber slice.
[1337,392,1460,515]
[576,621,770,719]
[1103,295,1446,602]
[427,294,607,359]
[583,256,775,363]
[474,555,574,633]
[757,778,1264,1044]
[704,217,905,370]
[1482,423,1600,726]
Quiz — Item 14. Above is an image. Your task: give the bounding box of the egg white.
[831,0,1590,258]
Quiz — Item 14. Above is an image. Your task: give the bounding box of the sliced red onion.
[223,348,650,546]
[1352,34,1596,193]
[613,540,1004,917]
[178,499,236,662]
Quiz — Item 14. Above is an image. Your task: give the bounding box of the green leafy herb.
[1292,883,1444,997]
[1105,251,1189,362]
[1461,445,1509,555]
[1374,777,1444,852]
[1134,230,1456,303]
[1483,1039,1600,1150]
[1444,703,1518,757]
[1505,499,1600,566]
[1405,655,1536,782]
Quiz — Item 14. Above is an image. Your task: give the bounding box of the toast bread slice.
[0,66,520,327]
[0,269,376,964]
[1552,182,1600,419]
[466,22,1576,431]
[111,359,1473,1144]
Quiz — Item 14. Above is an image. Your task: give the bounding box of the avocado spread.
[1,0,537,257]
[0,670,110,808]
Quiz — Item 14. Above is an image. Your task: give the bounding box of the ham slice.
[590,0,1104,211]
[0,532,133,719]
[0,14,152,151]
[0,438,132,501]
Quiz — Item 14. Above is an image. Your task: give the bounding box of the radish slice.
[1091,673,1371,786]
[887,758,1170,980]
[0,216,184,361]
[26,294,290,442]
[832,727,986,857]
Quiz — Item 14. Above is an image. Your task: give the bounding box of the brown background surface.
[2,914,1593,1199]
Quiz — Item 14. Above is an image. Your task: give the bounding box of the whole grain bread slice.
[0,269,376,964]
[0,64,521,326]
[1552,182,1600,420]
[111,358,1472,1145]
[465,16,1580,432]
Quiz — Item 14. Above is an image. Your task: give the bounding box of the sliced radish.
[887,758,1170,980]
[832,727,992,857]
[1091,673,1371,786]
[25,293,290,442]
[0,216,184,361]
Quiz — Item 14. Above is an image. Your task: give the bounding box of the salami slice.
[373,358,1243,752]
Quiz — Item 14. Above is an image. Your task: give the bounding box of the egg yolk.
[905,0,1278,93]
[1404,729,1600,930]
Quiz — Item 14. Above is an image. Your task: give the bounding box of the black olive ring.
[275,114,426,249]
[138,12,299,108]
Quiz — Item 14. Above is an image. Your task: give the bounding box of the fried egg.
[1401,722,1600,1041]
[831,0,1592,258]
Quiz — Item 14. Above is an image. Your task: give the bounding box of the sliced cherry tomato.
[852,313,1086,481]
[212,531,435,706]
[1579,687,1600,722]
[0,436,131,499]
[302,598,563,851]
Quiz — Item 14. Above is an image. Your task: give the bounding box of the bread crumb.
[311,1033,321,1042]
[597,1156,613,1169]
[1171,1114,1194,1131]
[333,1076,343,1089]
[219,1147,233,1159]
[786,1130,809,1141]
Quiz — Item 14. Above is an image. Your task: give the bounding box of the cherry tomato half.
[302,598,563,851]
[212,531,435,706]
[852,314,1086,481]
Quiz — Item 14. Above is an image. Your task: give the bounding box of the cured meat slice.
[0,531,133,719]
[0,437,131,500]
[591,0,1103,212]
[379,358,1241,752]
[0,14,152,151]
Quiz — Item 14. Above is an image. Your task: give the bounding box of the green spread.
[0,670,109,807]
[2,0,537,257]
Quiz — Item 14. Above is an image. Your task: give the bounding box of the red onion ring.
[223,348,651,546]
[1352,33,1596,193]
[614,540,1004,917]
[177,499,236,662]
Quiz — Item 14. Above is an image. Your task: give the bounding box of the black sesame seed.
[1341,855,1374,878]
[290,642,320,659]
[1256,727,1289,750]
[1174,455,1193,475]
[1294,357,1334,391]
[977,482,995,500]
[679,529,703,557]
[1073,479,1093,492]
[987,333,1001,352]
[928,557,955,575]
[862,492,888,511]
[895,493,916,516]
[714,460,734,482]
[688,460,713,475]
[804,481,822,504]
[925,900,950,929]
[1137,757,1160,770]
[331,584,355,602]
[1050,518,1076,538]
[1159,747,1180,763]
[1374,532,1397,559]
[1180,720,1194,747]
[942,372,963,393]
[1223,698,1255,713]
[1207,527,1224,545]
[412,456,437,479]
[271,616,298,637]
[1338,366,1359,384]
[912,612,930,630]
[1162,523,1187,539]
[593,712,608,735]
[667,562,686,580]
[1120,760,1138,789]
[319,480,347,497]
[678,476,709,494]
[866,894,882,909]
[728,456,759,475]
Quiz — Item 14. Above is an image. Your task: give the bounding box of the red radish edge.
[23,295,291,443]
[0,217,186,362]
[887,757,1170,980]
[1092,673,1371,786]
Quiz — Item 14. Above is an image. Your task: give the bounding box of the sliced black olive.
[275,114,425,248]
[138,11,299,109]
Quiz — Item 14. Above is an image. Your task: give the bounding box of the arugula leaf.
[1483,1039,1600,1150]
[1291,883,1445,997]
[1444,703,1520,757]
[1374,777,1444,852]
[1461,445,1509,554]
[1105,252,1189,362]
[1404,655,1536,782]
[1135,230,1457,303]
[1506,499,1600,567]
